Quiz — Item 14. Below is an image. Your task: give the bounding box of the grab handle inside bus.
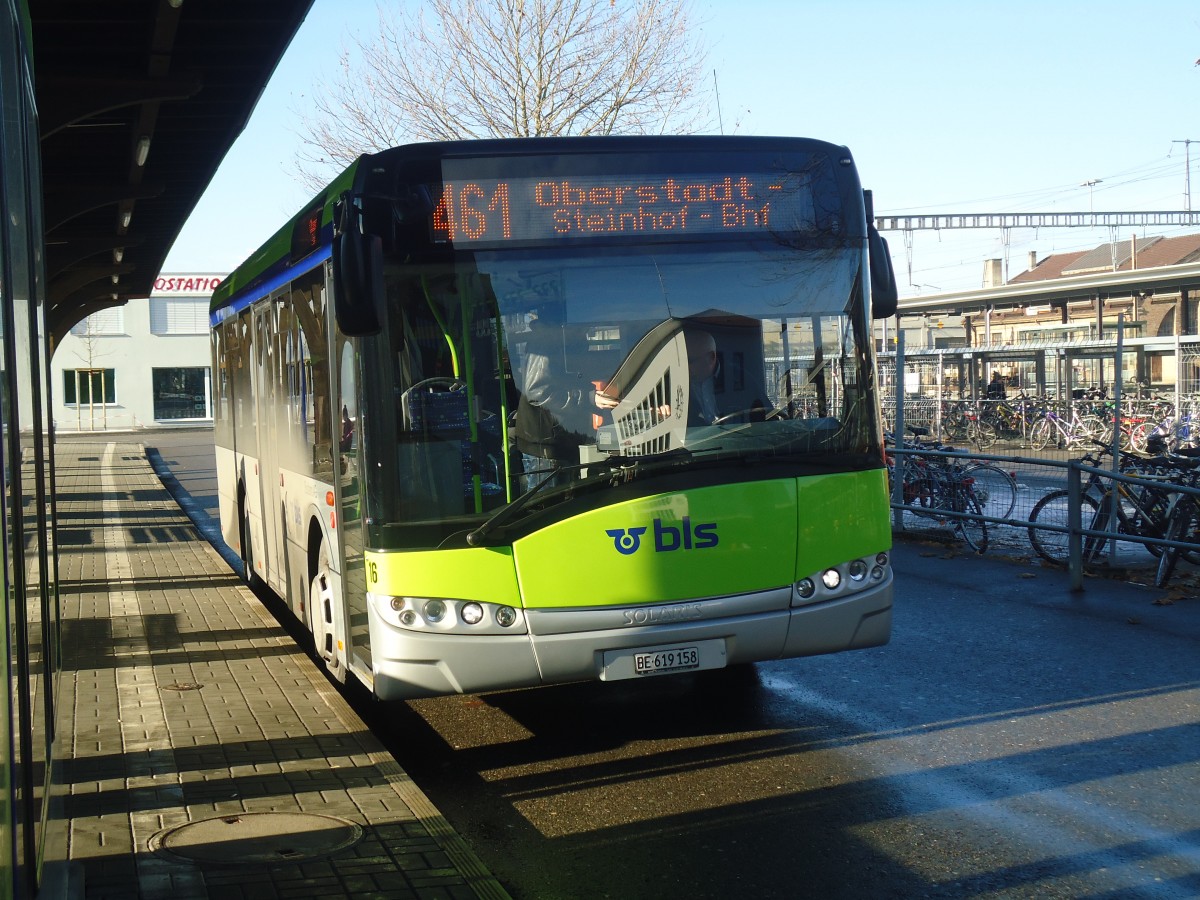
[332,197,385,336]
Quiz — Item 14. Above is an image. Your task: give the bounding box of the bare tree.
[296,0,711,190]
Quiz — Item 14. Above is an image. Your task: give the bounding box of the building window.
[150,296,208,335]
[152,367,211,420]
[62,369,116,405]
[68,309,124,336]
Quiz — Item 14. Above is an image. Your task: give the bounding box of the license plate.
[601,639,726,681]
[634,646,699,674]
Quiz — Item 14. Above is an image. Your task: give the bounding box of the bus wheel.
[309,539,345,683]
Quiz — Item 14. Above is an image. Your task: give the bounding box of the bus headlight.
[371,594,528,634]
[793,554,890,607]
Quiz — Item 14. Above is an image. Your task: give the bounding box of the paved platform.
[56,438,511,900]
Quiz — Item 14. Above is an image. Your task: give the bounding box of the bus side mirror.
[868,225,898,319]
[332,202,384,336]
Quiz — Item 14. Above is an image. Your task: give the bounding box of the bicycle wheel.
[1104,419,1130,448]
[964,462,1017,519]
[953,489,988,553]
[1118,481,1171,558]
[1129,421,1153,454]
[969,420,998,450]
[900,460,935,513]
[1155,497,1198,588]
[1094,414,1115,440]
[942,416,968,442]
[1030,419,1053,451]
[1027,489,1100,565]
[1099,418,1116,447]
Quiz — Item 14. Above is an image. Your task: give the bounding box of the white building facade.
[51,273,223,431]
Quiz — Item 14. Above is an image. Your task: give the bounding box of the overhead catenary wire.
[881,150,1200,296]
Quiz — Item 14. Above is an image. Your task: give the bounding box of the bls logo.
[605,526,647,556]
[606,517,719,555]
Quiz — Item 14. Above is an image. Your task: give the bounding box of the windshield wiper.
[465,460,604,546]
[464,447,724,546]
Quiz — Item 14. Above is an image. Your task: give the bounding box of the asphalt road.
[141,426,1200,899]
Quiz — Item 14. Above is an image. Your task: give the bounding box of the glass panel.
[359,244,873,549]
[62,369,114,405]
[151,367,209,420]
[337,334,370,667]
[0,2,19,878]
[212,327,232,448]
[230,315,255,449]
[149,296,206,335]
[2,6,56,877]
[67,307,123,336]
[287,269,329,478]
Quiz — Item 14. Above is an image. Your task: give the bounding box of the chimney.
[1131,234,1137,270]
[1028,250,1038,272]
[983,258,1004,287]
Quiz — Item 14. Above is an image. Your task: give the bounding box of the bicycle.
[960,459,1019,519]
[892,425,1017,520]
[1028,406,1105,451]
[887,427,989,553]
[1097,398,1167,453]
[940,401,997,450]
[1143,398,1200,453]
[1151,443,1200,586]
[1027,442,1191,566]
[980,396,1032,443]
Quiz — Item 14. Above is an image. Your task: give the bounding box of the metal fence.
[880,332,1200,586]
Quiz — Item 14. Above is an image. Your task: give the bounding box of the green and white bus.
[211,135,899,700]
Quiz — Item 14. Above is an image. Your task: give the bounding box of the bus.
[211,135,899,700]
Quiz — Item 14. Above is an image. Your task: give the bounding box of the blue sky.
[163,0,1200,297]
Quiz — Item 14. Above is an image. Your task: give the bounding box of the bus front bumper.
[368,575,892,700]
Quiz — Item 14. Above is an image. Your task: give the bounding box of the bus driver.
[515,308,618,490]
[685,329,721,426]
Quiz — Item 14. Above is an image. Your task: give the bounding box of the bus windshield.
[358,240,878,549]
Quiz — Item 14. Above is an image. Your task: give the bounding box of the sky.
[162,0,1200,299]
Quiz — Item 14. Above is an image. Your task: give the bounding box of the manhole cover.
[149,812,363,865]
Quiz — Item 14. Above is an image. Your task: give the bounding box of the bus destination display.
[430,172,815,245]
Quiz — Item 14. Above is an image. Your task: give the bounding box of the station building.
[50,273,223,431]
[880,232,1200,400]
[886,233,1200,350]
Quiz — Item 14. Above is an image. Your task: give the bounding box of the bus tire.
[237,483,260,587]
[308,534,346,683]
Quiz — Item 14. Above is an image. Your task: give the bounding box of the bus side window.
[339,340,356,454]
[289,269,330,474]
